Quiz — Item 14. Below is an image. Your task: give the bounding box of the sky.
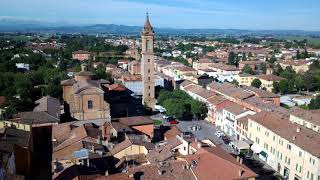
[1,0,320,31]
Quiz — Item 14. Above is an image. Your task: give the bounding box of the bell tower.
[141,13,156,109]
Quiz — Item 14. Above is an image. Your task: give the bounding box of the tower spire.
[143,12,153,34]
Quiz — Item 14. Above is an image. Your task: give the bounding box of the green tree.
[294,75,304,93]
[268,55,277,64]
[279,80,289,94]
[228,52,236,65]
[296,49,301,59]
[260,63,267,74]
[242,64,254,75]
[272,81,280,93]
[308,96,320,109]
[14,74,33,99]
[242,53,247,61]
[251,79,262,88]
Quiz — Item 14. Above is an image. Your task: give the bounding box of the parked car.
[222,136,231,144]
[169,119,179,125]
[215,131,224,138]
[165,116,174,122]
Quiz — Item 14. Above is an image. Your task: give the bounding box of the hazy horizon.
[1,0,320,31]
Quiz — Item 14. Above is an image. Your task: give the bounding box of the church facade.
[61,64,111,121]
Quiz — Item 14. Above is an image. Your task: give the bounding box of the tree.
[294,75,304,93]
[279,80,289,94]
[268,55,277,64]
[228,52,236,65]
[272,81,280,93]
[303,72,316,92]
[242,65,254,75]
[260,63,267,74]
[14,74,33,99]
[158,89,208,119]
[308,96,320,109]
[242,53,247,61]
[296,49,301,59]
[251,79,262,88]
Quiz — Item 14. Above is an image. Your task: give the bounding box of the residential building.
[207,63,240,82]
[192,58,214,70]
[238,60,263,71]
[216,102,255,138]
[72,50,91,61]
[247,112,320,180]
[289,107,320,133]
[236,74,256,87]
[255,74,285,92]
[128,60,141,75]
[277,60,310,74]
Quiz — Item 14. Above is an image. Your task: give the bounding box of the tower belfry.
[141,13,156,109]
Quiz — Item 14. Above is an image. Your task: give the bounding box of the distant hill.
[0,18,319,37]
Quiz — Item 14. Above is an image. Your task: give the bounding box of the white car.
[215,131,224,138]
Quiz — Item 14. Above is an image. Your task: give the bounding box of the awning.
[233,140,250,150]
[260,151,268,158]
[250,143,262,154]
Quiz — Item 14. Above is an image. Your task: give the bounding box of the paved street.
[176,120,236,154]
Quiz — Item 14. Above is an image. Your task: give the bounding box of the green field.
[280,36,320,48]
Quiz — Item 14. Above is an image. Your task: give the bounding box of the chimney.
[239,158,243,164]
[236,156,240,162]
[293,136,296,141]
[81,63,87,71]
[91,145,95,152]
[197,142,202,149]
[158,170,164,175]
[296,127,301,132]
[105,170,109,176]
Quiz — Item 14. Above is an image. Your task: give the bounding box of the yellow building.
[247,112,320,180]
[256,75,285,92]
[236,74,256,87]
[110,138,152,160]
[277,60,310,74]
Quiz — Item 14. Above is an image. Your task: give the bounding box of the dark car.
[222,136,231,144]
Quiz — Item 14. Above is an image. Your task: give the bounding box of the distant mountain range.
[0,18,320,37]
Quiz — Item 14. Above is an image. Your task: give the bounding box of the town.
[1,12,320,180]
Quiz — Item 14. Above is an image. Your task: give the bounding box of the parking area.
[176,120,236,154]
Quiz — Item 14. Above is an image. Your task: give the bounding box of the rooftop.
[289,107,320,126]
[256,74,285,82]
[249,111,320,158]
[223,102,248,115]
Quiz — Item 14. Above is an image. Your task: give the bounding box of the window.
[287,144,291,150]
[148,86,151,90]
[148,69,150,73]
[299,151,302,157]
[255,137,260,144]
[148,59,150,63]
[273,135,276,141]
[88,100,93,109]
[279,139,283,145]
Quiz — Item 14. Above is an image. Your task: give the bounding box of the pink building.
[72,50,91,61]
